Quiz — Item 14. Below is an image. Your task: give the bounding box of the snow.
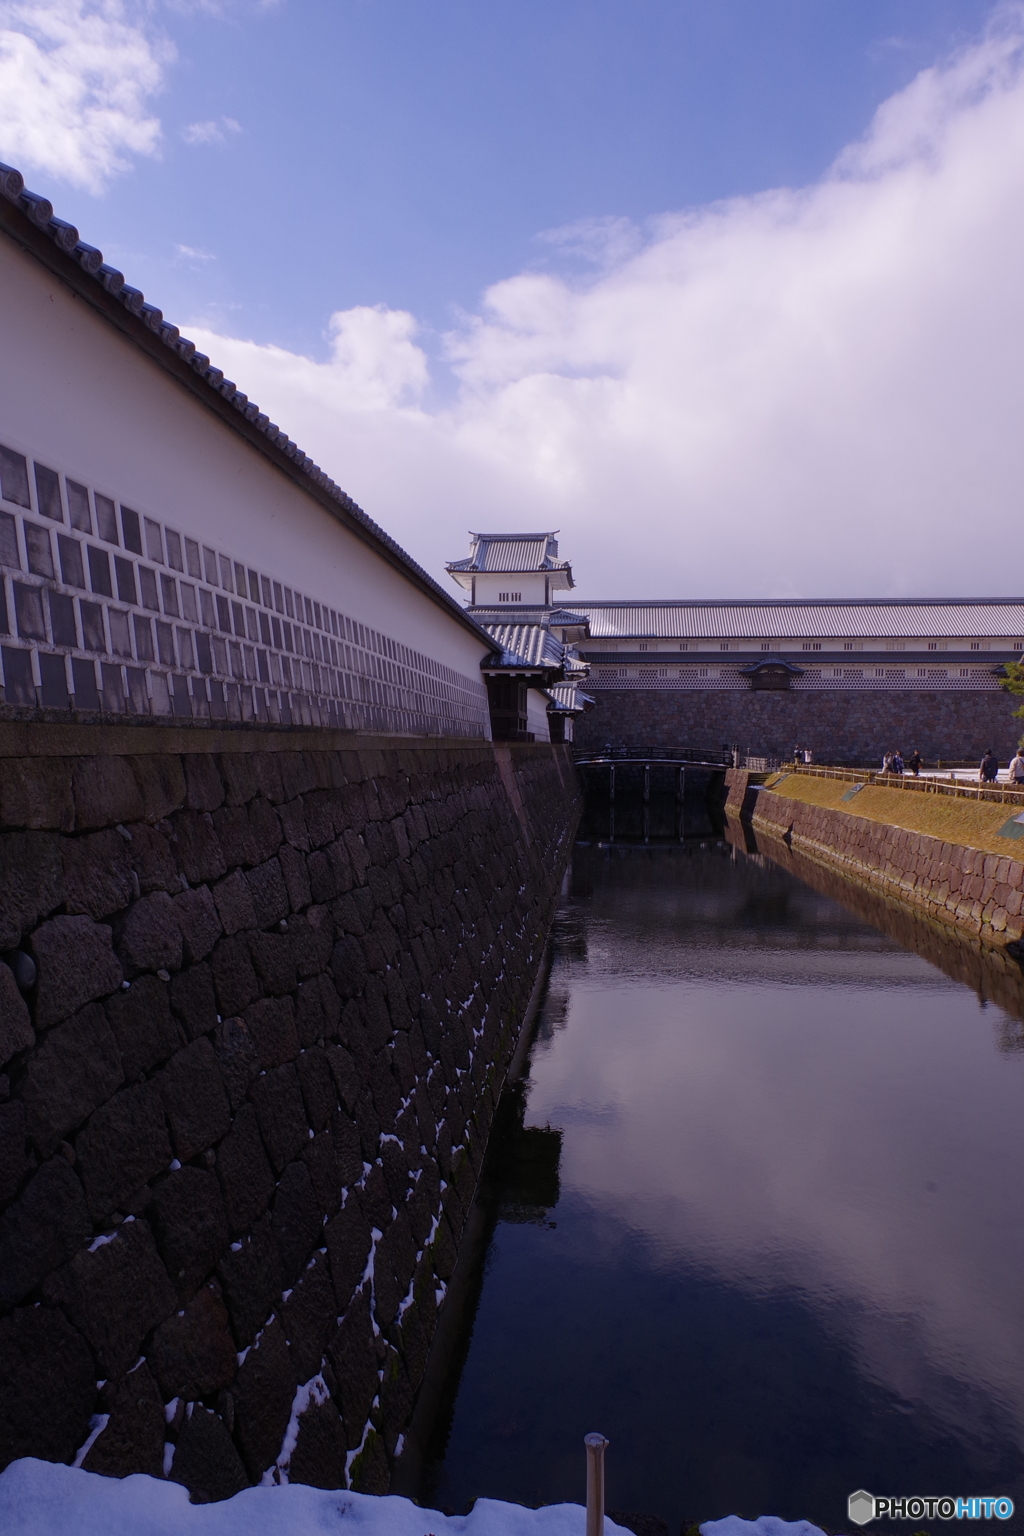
[0,1460,825,1536]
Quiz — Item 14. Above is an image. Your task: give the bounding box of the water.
[422,835,1024,1532]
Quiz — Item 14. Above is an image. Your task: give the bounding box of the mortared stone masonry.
[0,722,580,1499]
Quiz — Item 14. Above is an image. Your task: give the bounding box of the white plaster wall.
[527,688,551,742]
[474,573,549,605]
[0,239,487,690]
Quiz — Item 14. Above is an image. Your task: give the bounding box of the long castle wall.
[575,687,1018,764]
[0,723,580,1499]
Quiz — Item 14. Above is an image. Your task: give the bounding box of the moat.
[419,829,1024,1532]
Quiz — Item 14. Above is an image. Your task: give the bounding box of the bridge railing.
[572,745,736,767]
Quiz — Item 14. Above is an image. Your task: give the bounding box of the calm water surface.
[424,839,1024,1531]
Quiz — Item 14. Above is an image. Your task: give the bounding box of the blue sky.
[1,1,1022,596]
[44,0,995,355]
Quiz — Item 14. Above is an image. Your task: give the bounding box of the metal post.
[609,764,615,802]
[585,1433,608,1536]
[643,764,650,803]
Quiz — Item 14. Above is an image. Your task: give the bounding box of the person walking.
[892,749,905,775]
[1008,746,1024,786]
[908,749,922,776]
[882,750,893,773]
[979,748,999,784]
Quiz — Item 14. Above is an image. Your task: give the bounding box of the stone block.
[295,975,336,1047]
[272,1160,323,1287]
[82,1360,165,1478]
[150,1281,237,1399]
[212,805,260,868]
[246,858,289,928]
[248,799,283,864]
[331,1108,364,1187]
[213,753,256,808]
[247,931,299,997]
[0,831,63,950]
[287,1396,348,1490]
[0,1305,95,1471]
[330,935,367,1000]
[0,758,74,833]
[325,1290,378,1450]
[61,829,134,921]
[119,890,184,977]
[252,754,285,806]
[76,1080,172,1222]
[170,962,219,1040]
[72,756,144,830]
[172,810,227,885]
[19,1002,123,1155]
[233,1315,296,1479]
[0,961,33,1070]
[173,885,223,963]
[325,1196,372,1312]
[150,1164,230,1300]
[217,1212,283,1345]
[302,1131,344,1218]
[0,1100,31,1205]
[216,1101,275,1233]
[378,1346,412,1456]
[183,753,225,813]
[105,974,182,1081]
[213,871,258,936]
[250,1064,309,1173]
[212,1016,260,1113]
[278,1253,335,1385]
[168,1407,249,1503]
[127,821,179,895]
[243,995,300,1069]
[353,1091,382,1166]
[158,1038,231,1162]
[348,1427,389,1494]
[0,1155,92,1308]
[277,798,309,851]
[296,1047,339,1133]
[43,1217,176,1378]
[279,844,312,912]
[30,914,123,1031]
[127,754,186,823]
[373,1208,417,1329]
[429,1212,458,1282]
[211,933,260,1017]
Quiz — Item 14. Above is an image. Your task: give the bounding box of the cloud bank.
[0,0,170,192]
[191,14,1024,599]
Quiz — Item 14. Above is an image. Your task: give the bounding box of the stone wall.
[575,688,1018,764]
[0,722,580,1499]
[745,778,1024,950]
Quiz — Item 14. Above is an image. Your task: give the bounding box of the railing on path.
[573,745,735,767]
[787,763,1024,808]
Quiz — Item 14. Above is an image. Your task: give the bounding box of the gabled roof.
[480,622,566,675]
[572,599,1024,641]
[0,159,490,648]
[447,532,574,582]
[547,682,596,714]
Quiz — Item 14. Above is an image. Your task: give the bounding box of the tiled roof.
[547,682,595,713]
[447,532,573,577]
[572,600,1024,640]
[0,160,489,646]
[481,623,566,671]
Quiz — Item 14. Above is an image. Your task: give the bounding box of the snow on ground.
[0,1459,826,1536]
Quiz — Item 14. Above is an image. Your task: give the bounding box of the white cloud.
[191,14,1024,599]
[0,0,171,193]
[175,241,215,263]
[181,114,240,146]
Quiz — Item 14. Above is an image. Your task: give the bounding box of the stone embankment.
[724,768,1024,950]
[0,722,580,1499]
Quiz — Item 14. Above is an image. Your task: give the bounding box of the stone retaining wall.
[0,724,580,1499]
[575,688,1017,764]
[746,779,1024,949]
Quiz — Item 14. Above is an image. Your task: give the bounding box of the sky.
[0,0,1021,599]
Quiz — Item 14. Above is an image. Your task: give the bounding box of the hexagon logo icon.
[848,1490,875,1526]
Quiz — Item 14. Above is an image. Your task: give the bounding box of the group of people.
[982,748,1024,785]
[881,749,922,776]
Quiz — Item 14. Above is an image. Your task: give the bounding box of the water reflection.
[423,841,1024,1531]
